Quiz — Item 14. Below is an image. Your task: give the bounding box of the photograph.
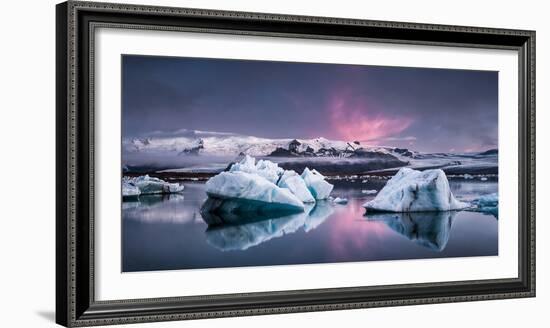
[51,1,537,326]
[121,55,499,272]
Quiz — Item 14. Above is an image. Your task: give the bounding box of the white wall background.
[0,0,545,327]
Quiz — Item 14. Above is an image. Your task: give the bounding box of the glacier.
[122,175,184,198]
[363,167,468,212]
[301,168,334,200]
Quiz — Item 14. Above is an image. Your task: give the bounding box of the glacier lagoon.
[122,178,498,272]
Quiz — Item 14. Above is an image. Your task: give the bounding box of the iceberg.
[202,156,336,219]
[333,197,348,204]
[122,180,141,198]
[363,168,468,212]
[301,167,334,200]
[473,193,498,207]
[470,193,498,218]
[122,175,184,198]
[277,170,315,203]
[229,155,283,184]
[204,171,305,214]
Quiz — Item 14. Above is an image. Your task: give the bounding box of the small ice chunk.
[124,175,184,196]
[470,193,498,218]
[301,167,334,200]
[480,177,488,181]
[205,171,305,212]
[230,155,283,184]
[333,197,348,204]
[463,174,474,179]
[363,168,468,212]
[362,189,378,195]
[277,170,315,203]
[473,193,498,207]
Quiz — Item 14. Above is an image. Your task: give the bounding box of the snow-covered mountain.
[123,129,417,159]
[122,129,498,176]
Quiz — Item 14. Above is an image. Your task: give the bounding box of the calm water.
[122,180,498,272]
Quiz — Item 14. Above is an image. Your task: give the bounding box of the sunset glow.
[328,91,413,143]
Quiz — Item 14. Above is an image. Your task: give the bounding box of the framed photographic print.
[56,1,535,326]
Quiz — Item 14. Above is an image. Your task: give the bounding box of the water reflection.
[200,197,305,225]
[123,193,203,224]
[122,181,498,271]
[364,211,456,251]
[204,202,334,251]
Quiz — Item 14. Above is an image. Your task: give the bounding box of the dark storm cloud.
[122,55,498,152]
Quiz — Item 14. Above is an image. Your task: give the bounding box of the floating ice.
[473,193,498,207]
[277,170,315,203]
[122,180,141,198]
[122,175,184,198]
[362,189,378,195]
[470,192,498,218]
[229,155,283,184]
[333,197,348,204]
[363,168,468,212]
[301,167,334,200]
[203,157,336,219]
[205,171,305,213]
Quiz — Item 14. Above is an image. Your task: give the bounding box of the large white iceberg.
[205,171,305,212]
[203,156,335,217]
[277,170,315,203]
[229,155,283,184]
[122,175,184,198]
[363,168,468,212]
[301,168,334,200]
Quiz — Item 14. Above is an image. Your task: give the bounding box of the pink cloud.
[328,91,413,143]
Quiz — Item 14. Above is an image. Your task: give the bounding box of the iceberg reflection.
[123,194,203,224]
[365,211,456,251]
[203,201,334,251]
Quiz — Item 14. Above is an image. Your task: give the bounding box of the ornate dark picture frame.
[56,1,535,326]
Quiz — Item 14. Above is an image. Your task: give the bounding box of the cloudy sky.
[122,55,498,153]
